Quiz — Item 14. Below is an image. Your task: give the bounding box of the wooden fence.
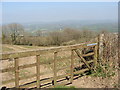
[0,41,99,88]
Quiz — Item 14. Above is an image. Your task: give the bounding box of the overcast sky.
[2,2,118,24]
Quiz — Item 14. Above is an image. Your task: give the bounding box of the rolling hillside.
[22,20,118,33]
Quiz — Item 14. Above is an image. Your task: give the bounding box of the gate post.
[53,51,57,87]
[36,55,40,88]
[98,34,104,65]
[15,58,19,88]
[94,45,98,69]
[70,49,74,83]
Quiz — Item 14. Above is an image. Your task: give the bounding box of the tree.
[63,28,81,41]
[100,30,108,34]
[49,31,63,46]
[35,30,42,36]
[7,23,24,44]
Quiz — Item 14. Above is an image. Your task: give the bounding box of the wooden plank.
[73,52,94,59]
[40,77,53,84]
[74,60,93,68]
[74,68,89,74]
[74,49,91,70]
[36,55,40,88]
[82,52,94,57]
[1,43,96,60]
[57,73,70,79]
[19,63,36,69]
[70,50,74,83]
[20,82,36,88]
[15,58,19,88]
[53,52,57,87]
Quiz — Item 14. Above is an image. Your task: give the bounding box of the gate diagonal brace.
[74,49,91,70]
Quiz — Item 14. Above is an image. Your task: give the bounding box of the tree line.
[2,23,104,46]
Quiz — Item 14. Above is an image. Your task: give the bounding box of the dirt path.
[12,45,28,50]
[3,44,27,51]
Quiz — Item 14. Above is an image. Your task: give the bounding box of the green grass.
[54,85,76,90]
[113,83,120,88]
[90,64,115,78]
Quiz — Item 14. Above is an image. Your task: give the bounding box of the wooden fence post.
[94,45,98,69]
[98,34,104,65]
[70,50,74,83]
[53,52,57,87]
[15,58,19,88]
[36,55,40,88]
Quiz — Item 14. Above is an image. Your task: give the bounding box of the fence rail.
[0,41,98,88]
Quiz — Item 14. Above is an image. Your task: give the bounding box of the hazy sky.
[2,2,118,24]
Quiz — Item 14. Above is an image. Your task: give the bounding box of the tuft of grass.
[90,64,115,78]
[113,83,120,88]
[54,85,76,90]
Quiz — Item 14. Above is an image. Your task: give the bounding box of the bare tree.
[63,28,81,40]
[7,23,24,44]
[49,31,63,46]
[35,30,42,36]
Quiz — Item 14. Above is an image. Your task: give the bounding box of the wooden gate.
[0,42,98,88]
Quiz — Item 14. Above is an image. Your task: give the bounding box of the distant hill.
[22,20,118,33]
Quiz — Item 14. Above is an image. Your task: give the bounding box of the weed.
[90,64,115,78]
[113,83,120,89]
